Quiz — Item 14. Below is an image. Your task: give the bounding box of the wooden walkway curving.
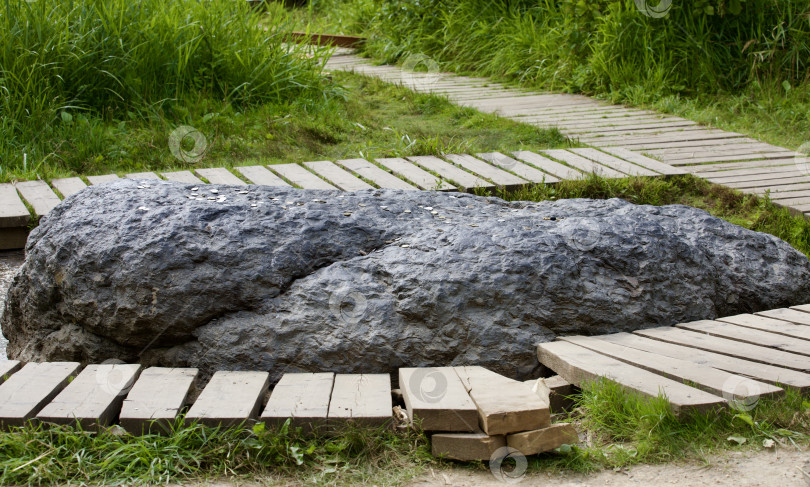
[0,148,681,250]
[1,304,809,440]
[324,53,810,216]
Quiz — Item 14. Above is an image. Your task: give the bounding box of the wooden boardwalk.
[0,148,681,250]
[324,53,810,216]
[1,304,809,439]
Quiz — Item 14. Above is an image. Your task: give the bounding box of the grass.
[1,380,806,485]
[0,71,567,183]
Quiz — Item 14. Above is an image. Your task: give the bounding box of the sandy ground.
[0,250,24,361]
[408,448,810,487]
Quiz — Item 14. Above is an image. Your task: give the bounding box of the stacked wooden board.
[538,306,810,416]
[0,148,682,250]
[399,366,577,461]
[326,52,810,218]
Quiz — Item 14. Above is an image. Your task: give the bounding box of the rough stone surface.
[3,179,810,382]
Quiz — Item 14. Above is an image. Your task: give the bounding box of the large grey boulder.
[3,179,810,382]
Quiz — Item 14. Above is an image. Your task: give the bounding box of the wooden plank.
[0,362,81,428]
[758,308,810,326]
[676,320,810,357]
[37,363,141,430]
[507,423,578,456]
[399,367,478,432]
[0,361,22,384]
[431,432,506,461]
[599,147,687,175]
[560,335,781,400]
[718,313,810,341]
[161,171,204,184]
[475,152,559,183]
[791,304,810,314]
[408,156,494,190]
[185,371,269,428]
[599,332,810,392]
[0,183,31,228]
[195,167,246,185]
[537,341,727,415]
[511,151,584,180]
[303,160,375,192]
[454,366,550,435]
[0,228,28,250]
[51,177,88,198]
[270,163,338,190]
[327,374,391,427]
[443,154,528,189]
[15,180,64,216]
[375,158,456,191]
[86,174,119,185]
[234,165,291,187]
[125,172,161,180]
[541,150,626,178]
[261,373,334,432]
[569,148,658,176]
[634,327,810,372]
[336,158,418,190]
[119,367,198,434]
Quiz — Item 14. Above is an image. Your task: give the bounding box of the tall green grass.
[0,0,335,179]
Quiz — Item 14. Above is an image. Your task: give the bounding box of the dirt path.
[409,448,810,487]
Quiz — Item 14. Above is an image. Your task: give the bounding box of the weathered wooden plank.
[51,177,88,198]
[125,172,161,180]
[791,304,810,314]
[634,327,810,372]
[506,423,578,456]
[569,148,658,176]
[676,320,810,356]
[599,147,687,175]
[336,158,418,190]
[37,363,141,430]
[0,362,81,428]
[0,183,31,228]
[537,341,727,415]
[454,366,550,435]
[161,171,204,184]
[475,152,559,184]
[408,156,494,190]
[758,308,810,326]
[0,361,22,384]
[0,228,28,250]
[599,332,810,392]
[185,371,269,428]
[511,151,584,180]
[431,432,506,461]
[327,374,392,427]
[375,158,456,191]
[399,367,478,432]
[303,160,375,191]
[270,164,338,190]
[718,313,810,341]
[560,335,781,400]
[195,167,246,185]
[119,367,198,434]
[14,180,61,216]
[261,373,334,432]
[443,154,527,189]
[234,165,291,187]
[541,150,626,178]
[86,174,119,185]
